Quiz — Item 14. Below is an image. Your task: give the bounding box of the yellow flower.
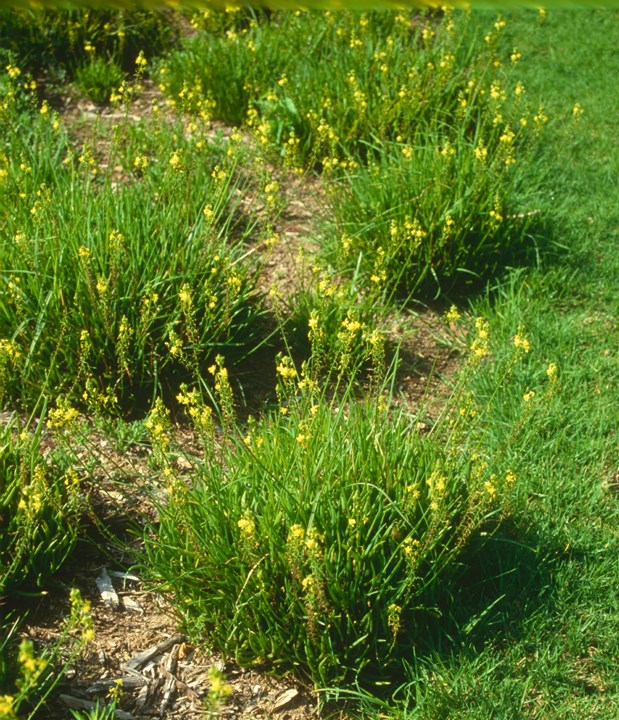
[0,695,15,717]
[474,145,488,162]
[169,151,183,171]
[301,574,315,591]
[179,284,192,309]
[237,513,255,538]
[401,144,414,160]
[534,107,548,126]
[505,470,517,485]
[475,317,489,339]
[546,362,558,381]
[513,330,531,353]
[500,127,515,144]
[107,678,124,703]
[484,480,498,498]
[96,277,108,295]
[288,524,305,542]
[276,357,297,379]
[208,666,232,699]
[402,536,420,558]
[445,305,460,323]
[133,155,149,170]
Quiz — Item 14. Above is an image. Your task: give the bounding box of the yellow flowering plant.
[0,414,81,599]
[144,350,521,688]
[0,81,265,410]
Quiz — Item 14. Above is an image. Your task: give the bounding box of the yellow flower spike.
[474,145,488,162]
[208,665,232,702]
[513,328,531,353]
[107,679,124,703]
[445,305,461,324]
[546,362,558,382]
[169,151,183,171]
[0,695,15,718]
[484,480,498,498]
[237,513,255,538]
[288,524,305,543]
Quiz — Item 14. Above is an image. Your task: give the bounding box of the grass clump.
[0,415,81,598]
[0,70,267,409]
[323,132,539,300]
[142,324,539,688]
[1,588,94,720]
[74,56,126,105]
[0,7,175,83]
[158,8,547,302]
[0,411,88,719]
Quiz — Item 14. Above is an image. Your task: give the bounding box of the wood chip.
[59,694,135,719]
[123,634,185,671]
[134,683,149,710]
[86,675,148,694]
[271,688,300,711]
[160,643,183,714]
[107,570,140,583]
[96,567,120,610]
[121,596,144,614]
[159,662,201,704]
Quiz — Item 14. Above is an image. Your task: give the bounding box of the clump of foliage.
[0,7,176,81]
[158,8,546,301]
[0,68,267,409]
[142,315,539,688]
[0,415,81,598]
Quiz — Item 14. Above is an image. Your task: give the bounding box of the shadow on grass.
[334,517,566,705]
[431,517,563,653]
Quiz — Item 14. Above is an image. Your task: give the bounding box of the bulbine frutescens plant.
[0,411,88,719]
[1,588,94,720]
[157,8,547,302]
[0,68,265,409]
[142,312,545,689]
[0,413,81,599]
[324,127,537,301]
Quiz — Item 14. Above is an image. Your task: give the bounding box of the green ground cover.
[0,6,617,720]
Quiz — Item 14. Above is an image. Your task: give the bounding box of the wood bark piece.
[107,570,140,582]
[59,694,135,719]
[121,596,144,614]
[134,683,149,710]
[122,634,185,671]
[159,643,180,715]
[159,662,202,703]
[271,688,300,711]
[96,567,120,610]
[86,675,148,693]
